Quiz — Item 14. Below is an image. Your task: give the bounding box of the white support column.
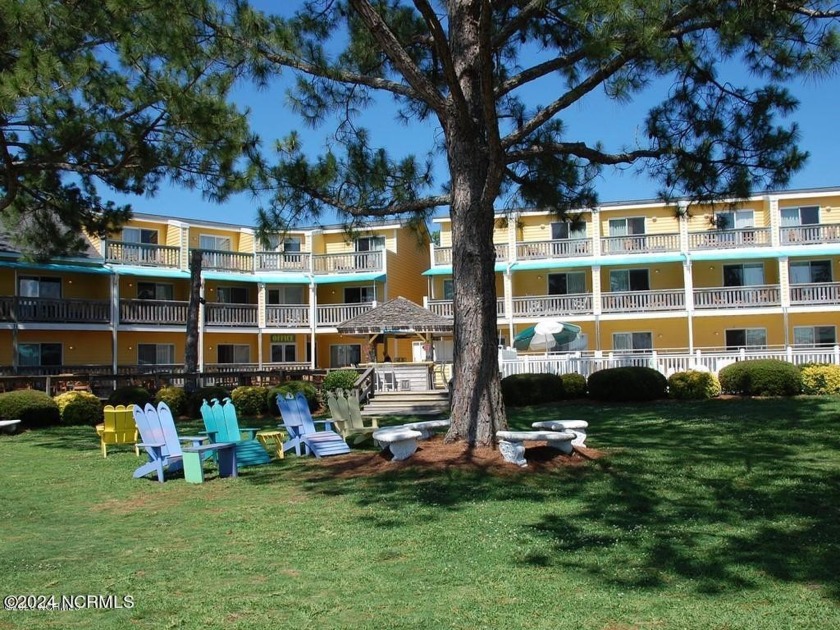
[590,207,602,257]
[683,256,695,353]
[767,195,781,248]
[111,273,119,375]
[591,265,602,316]
[778,256,790,308]
[504,266,514,344]
[309,280,317,369]
[678,201,690,252]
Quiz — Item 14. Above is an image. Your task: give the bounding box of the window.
[789,260,832,284]
[217,344,250,364]
[608,217,645,236]
[781,206,819,226]
[18,343,62,367]
[330,344,361,367]
[442,279,454,300]
[723,263,764,287]
[355,236,385,252]
[714,210,754,230]
[122,227,158,244]
[612,332,652,352]
[18,276,61,298]
[609,269,649,292]
[137,282,173,300]
[199,234,231,251]
[551,221,586,240]
[344,286,376,303]
[283,236,302,252]
[794,326,836,347]
[271,343,297,362]
[138,344,175,365]
[216,286,248,303]
[725,329,767,349]
[548,272,586,295]
[268,286,304,304]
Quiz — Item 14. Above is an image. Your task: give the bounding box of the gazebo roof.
[336,296,453,335]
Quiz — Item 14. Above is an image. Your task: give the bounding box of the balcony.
[266,304,310,327]
[204,303,258,326]
[312,251,383,274]
[516,239,591,260]
[0,296,110,323]
[316,302,375,326]
[432,244,508,266]
[601,233,680,254]
[119,299,188,325]
[694,285,780,309]
[688,228,771,250]
[105,240,181,267]
[425,299,506,318]
[193,248,255,273]
[511,294,592,317]
[601,289,685,313]
[780,224,840,245]
[790,282,840,305]
[256,251,308,271]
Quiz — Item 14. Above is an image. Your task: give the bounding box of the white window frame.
[612,332,653,352]
[789,260,832,284]
[217,344,250,364]
[137,282,173,300]
[609,269,650,292]
[355,236,385,252]
[724,328,767,350]
[547,272,586,295]
[216,286,248,304]
[781,206,819,226]
[793,325,836,347]
[442,279,454,300]
[18,276,61,299]
[330,344,361,368]
[723,263,764,287]
[551,221,586,240]
[714,209,754,230]
[268,286,305,305]
[17,342,62,367]
[608,217,645,236]
[199,234,231,251]
[122,227,159,244]
[137,344,175,365]
[344,285,376,303]
[270,343,297,363]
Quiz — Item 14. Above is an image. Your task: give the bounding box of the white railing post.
[786,345,794,364]
[834,345,840,366]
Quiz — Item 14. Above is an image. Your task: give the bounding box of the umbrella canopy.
[513,320,582,352]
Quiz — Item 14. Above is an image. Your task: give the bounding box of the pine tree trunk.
[443,0,507,448]
[184,249,202,390]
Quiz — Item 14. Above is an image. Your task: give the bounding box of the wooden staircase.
[361,390,450,417]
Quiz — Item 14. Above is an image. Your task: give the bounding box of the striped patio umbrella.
[513,320,582,352]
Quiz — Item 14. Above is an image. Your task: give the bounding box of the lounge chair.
[201,398,271,467]
[276,393,350,458]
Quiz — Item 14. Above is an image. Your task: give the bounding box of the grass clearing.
[1,397,839,628]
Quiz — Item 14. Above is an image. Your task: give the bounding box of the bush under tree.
[588,367,668,402]
[668,370,722,400]
[799,364,840,396]
[231,386,269,416]
[560,373,587,399]
[718,359,802,396]
[108,386,152,409]
[501,373,565,407]
[155,386,187,417]
[0,390,61,429]
[267,381,319,415]
[321,370,359,393]
[187,386,231,418]
[54,391,104,425]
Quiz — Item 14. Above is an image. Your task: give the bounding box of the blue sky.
[114,6,840,227]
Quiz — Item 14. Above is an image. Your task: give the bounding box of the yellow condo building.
[0,214,430,375]
[425,187,840,358]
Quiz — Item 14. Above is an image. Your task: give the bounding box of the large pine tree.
[227,1,840,447]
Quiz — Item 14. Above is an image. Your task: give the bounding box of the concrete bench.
[372,428,423,461]
[496,430,575,467]
[0,419,21,434]
[402,418,451,439]
[182,442,238,484]
[531,420,588,447]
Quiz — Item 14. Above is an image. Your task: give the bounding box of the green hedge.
[501,373,565,407]
[108,386,152,408]
[321,370,359,393]
[668,370,721,400]
[187,386,231,418]
[587,366,667,402]
[155,386,187,417]
[54,390,104,425]
[0,390,61,429]
[267,381,319,415]
[231,386,269,416]
[718,359,802,396]
[560,373,587,399]
[799,363,840,395]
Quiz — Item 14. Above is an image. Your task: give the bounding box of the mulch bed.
[311,435,607,478]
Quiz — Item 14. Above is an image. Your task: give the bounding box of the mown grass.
[1,397,839,629]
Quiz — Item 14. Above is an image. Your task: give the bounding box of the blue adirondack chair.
[207,398,271,467]
[133,403,208,482]
[276,393,350,458]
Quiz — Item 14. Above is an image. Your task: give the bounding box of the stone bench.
[496,430,575,467]
[531,420,588,447]
[0,419,21,434]
[401,418,451,439]
[372,428,423,461]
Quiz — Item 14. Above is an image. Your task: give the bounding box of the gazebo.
[336,297,453,391]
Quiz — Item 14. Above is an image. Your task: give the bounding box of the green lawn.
[1,397,839,629]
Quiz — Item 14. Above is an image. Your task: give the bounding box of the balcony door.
[789,260,831,284]
[607,217,645,253]
[723,263,764,287]
[19,276,61,299]
[609,269,649,292]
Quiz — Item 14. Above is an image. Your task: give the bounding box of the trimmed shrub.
[231,385,269,416]
[668,370,721,400]
[718,359,802,396]
[800,363,840,395]
[108,386,152,408]
[0,389,61,428]
[155,386,187,417]
[587,366,667,402]
[187,386,231,418]
[501,373,564,407]
[54,390,103,426]
[322,369,359,393]
[267,380,319,415]
[560,373,587,399]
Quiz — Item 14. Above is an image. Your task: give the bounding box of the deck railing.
[601,233,680,254]
[780,223,840,245]
[119,299,189,325]
[0,296,110,323]
[193,248,254,272]
[516,239,591,259]
[511,293,592,317]
[105,240,181,267]
[204,303,258,326]
[316,302,374,326]
[789,282,840,305]
[601,289,685,313]
[255,251,308,271]
[312,251,383,274]
[265,304,310,326]
[688,228,771,249]
[694,285,780,309]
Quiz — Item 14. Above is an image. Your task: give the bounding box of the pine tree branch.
[506,142,664,165]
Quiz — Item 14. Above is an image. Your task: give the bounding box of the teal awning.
[0,260,111,275]
[689,249,778,262]
[254,273,312,284]
[315,272,385,284]
[111,266,190,279]
[776,245,840,258]
[422,262,507,276]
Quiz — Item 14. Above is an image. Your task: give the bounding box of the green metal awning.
[111,266,190,279]
[422,262,507,276]
[314,272,386,284]
[688,249,779,262]
[0,260,111,274]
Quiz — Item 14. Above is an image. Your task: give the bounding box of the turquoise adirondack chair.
[276,393,350,458]
[201,398,271,467]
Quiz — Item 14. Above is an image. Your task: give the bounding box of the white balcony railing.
[511,293,592,317]
[601,289,685,313]
[432,245,507,266]
[789,282,840,305]
[312,251,383,274]
[0,297,110,323]
[694,285,780,309]
[780,224,840,245]
[316,302,375,326]
[601,233,680,254]
[265,304,310,326]
[423,299,505,318]
[516,239,591,259]
[105,241,181,267]
[256,251,307,271]
[119,299,188,324]
[688,228,772,249]
[204,303,258,326]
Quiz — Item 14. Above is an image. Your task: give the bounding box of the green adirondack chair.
[343,389,379,444]
[200,398,271,467]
